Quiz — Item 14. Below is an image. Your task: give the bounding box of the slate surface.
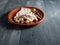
[0,0,60,45]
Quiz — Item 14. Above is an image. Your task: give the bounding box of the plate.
[8,6,45,26]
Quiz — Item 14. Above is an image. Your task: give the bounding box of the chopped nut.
[14,18,20,23]
[25,20,30,24]
[19,18,24,24]
[33,8,36,11]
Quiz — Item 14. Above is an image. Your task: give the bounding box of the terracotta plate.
[8,6,45,26]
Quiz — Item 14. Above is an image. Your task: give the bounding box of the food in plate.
[13,7,41,24]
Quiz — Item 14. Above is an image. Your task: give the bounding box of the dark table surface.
[0,0,60,45]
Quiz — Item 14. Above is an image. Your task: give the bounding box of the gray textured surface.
[0,0,60,45]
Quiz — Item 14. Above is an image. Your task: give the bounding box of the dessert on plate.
[8,6,44,26]
[13,7,41,24]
